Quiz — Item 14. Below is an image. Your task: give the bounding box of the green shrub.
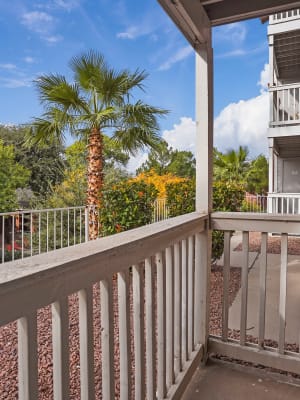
[99,181,158,236]
[166,180,244,262]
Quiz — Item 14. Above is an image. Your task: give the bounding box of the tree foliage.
[0,124,65,200]
[137,140,195,178]
[0,140,30,212]
[100,181,158,236]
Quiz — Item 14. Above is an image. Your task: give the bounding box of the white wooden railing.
[268,193,300,214]
[270,83,300,126]
[0,212,209,399]
[269,9,300,23]
[209,212,300,375]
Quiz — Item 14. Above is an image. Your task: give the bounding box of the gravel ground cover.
[234,232,300,255]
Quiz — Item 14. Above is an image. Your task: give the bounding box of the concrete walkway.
[227,233,300,345]
[182,359,300,400]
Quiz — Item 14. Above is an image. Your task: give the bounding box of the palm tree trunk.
[86,127,103,240]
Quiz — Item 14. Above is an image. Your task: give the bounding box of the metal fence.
[0,207,87,263]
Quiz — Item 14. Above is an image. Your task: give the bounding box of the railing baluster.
[258,233,268,349]
[132,264,145,400]
[21,213,24,259]
[52,298,70,400]
[118,270,132,400]
[222,231,231,341]
[100,279,115,400]
[80,209,82,243]
[61,210,63,248]
[166,247,174,389]
[54,210,57,250]
[240,231,249,346]
[38,212,41,255]
[145,258,156,400]
[18,313,38,400]
[78,287,95,400]
[187,235,194,358]
[174,242,182,376]
[156,251,166,399]
[30,213,33,257]
[181,239,188,364]
[73,209,76,245]
[279,233,288,354]
[46,211,49,252]
[12,215,15,261]
[67,209,70,247]
[1,215,4,263]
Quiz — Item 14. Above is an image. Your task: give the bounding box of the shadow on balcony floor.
[182,358,300,400]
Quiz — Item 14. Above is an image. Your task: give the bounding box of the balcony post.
[195,31,213,359]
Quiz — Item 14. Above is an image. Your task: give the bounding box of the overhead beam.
[203,1,300,26]
[158,0,211,48]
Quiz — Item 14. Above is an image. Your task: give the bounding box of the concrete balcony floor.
[183,359,300,400]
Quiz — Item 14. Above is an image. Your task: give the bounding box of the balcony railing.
[210,212,300,376]
[268,192,300,214]
[269,83,300,127]
[0,212,208,399]
[269,9,300,24]
[0,206,88,264]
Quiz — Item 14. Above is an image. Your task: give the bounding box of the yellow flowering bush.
[132,169,186,199]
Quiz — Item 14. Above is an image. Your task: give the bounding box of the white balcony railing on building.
[270,84,300,126]
[269,8,300,24]
[0,212,208,399]
[268,193,300,214]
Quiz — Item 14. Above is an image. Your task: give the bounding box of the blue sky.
[0,0,271,170]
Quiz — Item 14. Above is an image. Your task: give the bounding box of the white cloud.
[161,64,269,158]
[0,63,16,70]
[23,56,35,64]
[127,151,148,174]
[214,92,269,156]
[258,63,270,91]
[21,11,54,34]
[0,77,32,88]
[158,46,193,71]
[45,35,63,43]
[53,0,80,11]
[214,22,247,45]
[162,117,196,152]
[117,27,139,39]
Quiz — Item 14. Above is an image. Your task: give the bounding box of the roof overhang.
[158,0,300,47]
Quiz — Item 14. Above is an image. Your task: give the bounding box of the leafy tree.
[28,50,167,238]
[0,140,30,212]
[137,140,195,178]
[0,124,65,200]
[246,154,268,194]
[214,146,249,184]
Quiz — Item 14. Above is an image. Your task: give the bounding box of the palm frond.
[34,74,89,114]
[70,50,107,92]
[112,101,168,154]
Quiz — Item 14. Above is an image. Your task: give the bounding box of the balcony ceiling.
[275,30,300,80]
[158,0,300,47]
[275,135,300,157]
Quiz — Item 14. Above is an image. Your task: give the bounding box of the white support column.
[268,138,274,194]
[195,39,213,214]
[195,31,213,359]
[268,35,275,124]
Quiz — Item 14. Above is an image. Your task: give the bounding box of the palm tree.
[29,50,167,239]
[214,146,249,183]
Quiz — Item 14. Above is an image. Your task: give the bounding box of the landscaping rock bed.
[234,232,300,255]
